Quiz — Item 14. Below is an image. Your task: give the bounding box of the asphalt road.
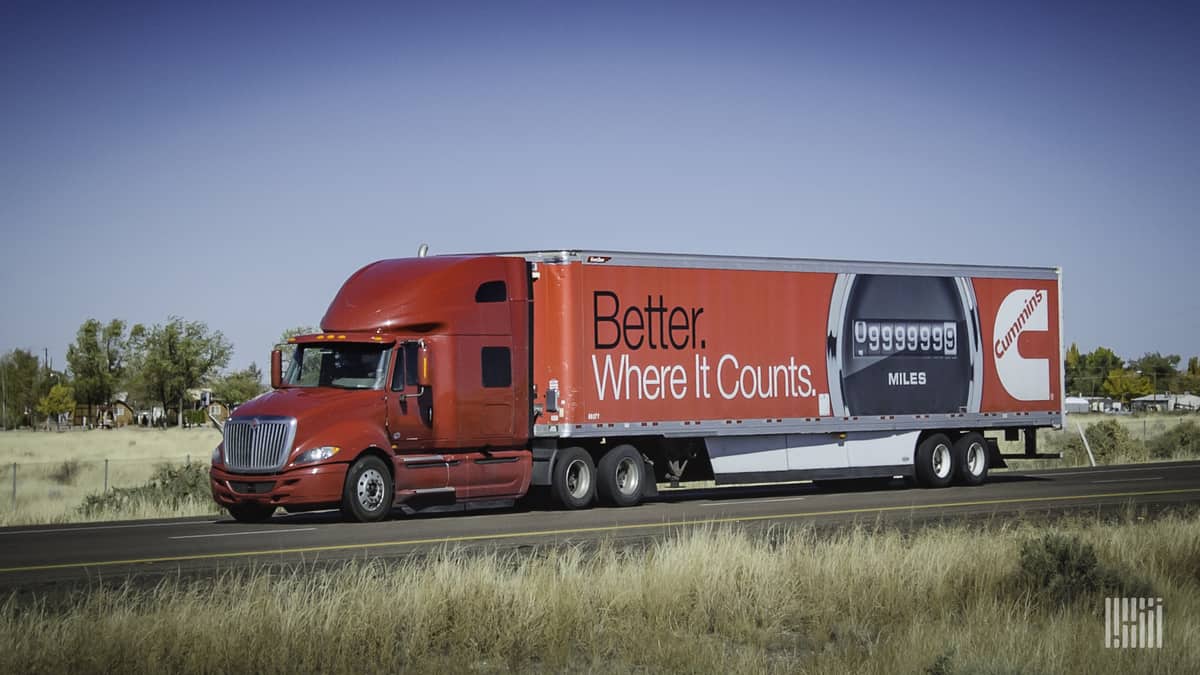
[3,461,1200,588]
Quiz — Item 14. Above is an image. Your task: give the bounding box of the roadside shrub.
[1015,533,1152,609]
[77,462,211,517]
[1057,419,1143,464]
[49,460,81,485]
[1148,420,1200,459]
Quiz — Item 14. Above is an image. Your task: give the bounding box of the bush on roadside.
[1056,419,1144,464]
[49,460,81,485]
[1148,420,1200,459]
[1015,533,1152,609]
[77,462,211,517]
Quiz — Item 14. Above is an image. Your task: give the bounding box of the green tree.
[37,383,75,430]
[1065,343,1083,395]
[1127,352,1181,393]
[1076,347,1123,396]
[211,363,266,406]
[128,317,233,427]
[66,318,130,408]
[1102,368,1151,403]
[1,350,33,428]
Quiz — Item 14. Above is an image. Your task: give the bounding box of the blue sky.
[2,1,1197,373]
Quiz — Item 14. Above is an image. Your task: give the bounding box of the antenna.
[417,243,429,258]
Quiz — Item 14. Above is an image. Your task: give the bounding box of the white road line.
[1040,466,1186,478]
[703,496,807,506]
[169,528,317,540]
[1090,477,1165,484]
[0,521,215,536]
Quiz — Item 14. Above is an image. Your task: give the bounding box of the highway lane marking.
[1034,466,1185,478]
[0,520,216,537]
[169,528,317,540]
[3,487,1199,575]
[1090,477,1165,484]
[702,496,807,506]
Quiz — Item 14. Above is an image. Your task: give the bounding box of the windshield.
[284,343,390,390]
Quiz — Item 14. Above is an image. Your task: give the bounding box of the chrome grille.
[223,417,296,473]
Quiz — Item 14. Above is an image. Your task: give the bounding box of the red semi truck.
[210,250,1064,522]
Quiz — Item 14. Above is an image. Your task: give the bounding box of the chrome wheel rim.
[932,443,952,479]
[967,441,986,476]
[614,456,640,495]
[357,468,386,511]
[565,458,591,499]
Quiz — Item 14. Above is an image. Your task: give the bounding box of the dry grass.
[2,512,1197,673]
[0,428,222,526]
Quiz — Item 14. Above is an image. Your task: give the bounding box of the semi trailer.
[209,250,1064,522]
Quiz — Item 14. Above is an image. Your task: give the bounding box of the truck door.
[387,342,463,493]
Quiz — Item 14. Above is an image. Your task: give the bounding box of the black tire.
[953,432,989,486]
[550,446,596,510]
[914,433,955,488]
[228,502,275,523]
[341,455,394,522]
[597,444,645,507]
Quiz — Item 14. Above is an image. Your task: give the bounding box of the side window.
[481,347,511,388]
[475,280,507,303]
[390,343,421,391]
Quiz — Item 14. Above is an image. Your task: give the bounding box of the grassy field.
[2,511,1197,673]
[0,427,222,527]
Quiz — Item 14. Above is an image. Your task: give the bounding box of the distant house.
[1130,393,1200,412]
[1065,396,1090,414]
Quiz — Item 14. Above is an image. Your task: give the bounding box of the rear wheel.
[228,503,275,523]
[341,455,394,522]
[914,433,955,488]
[551,446,596,509]
[597,444,644,507]
[954,432,989,486]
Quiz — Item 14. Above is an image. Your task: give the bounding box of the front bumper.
[210,463,349,509]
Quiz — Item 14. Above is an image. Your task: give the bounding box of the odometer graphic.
[826,274,983,416]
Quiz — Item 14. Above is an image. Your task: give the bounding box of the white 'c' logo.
[994,289,1049,401]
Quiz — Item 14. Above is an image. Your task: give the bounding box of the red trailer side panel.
[532,260,1062,435]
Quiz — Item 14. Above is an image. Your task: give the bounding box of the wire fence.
[1,456,200,511]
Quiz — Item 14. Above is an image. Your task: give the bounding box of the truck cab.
[209,255,533,522]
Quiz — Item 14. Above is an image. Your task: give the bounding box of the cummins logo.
[993,289,1049,400]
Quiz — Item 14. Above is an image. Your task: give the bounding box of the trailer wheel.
[914,433,954,488]
[341,455,394,522]
[551,446,596,510]
[954,432,989,486]
[228,503,275,523]
[597,444,644,507]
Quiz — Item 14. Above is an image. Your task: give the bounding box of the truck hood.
[230,388,383,446]
[233,387,377,418]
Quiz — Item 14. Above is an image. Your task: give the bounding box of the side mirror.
[417,341,432,388]
[270,349,283,389]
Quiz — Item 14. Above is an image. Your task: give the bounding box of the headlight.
[295,446,341,465]
[211,444,223,466]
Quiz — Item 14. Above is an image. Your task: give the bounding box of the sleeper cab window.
[475,280,507,303]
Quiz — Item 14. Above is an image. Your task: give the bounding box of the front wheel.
[914,433,955,488]
[341,455,394,522]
